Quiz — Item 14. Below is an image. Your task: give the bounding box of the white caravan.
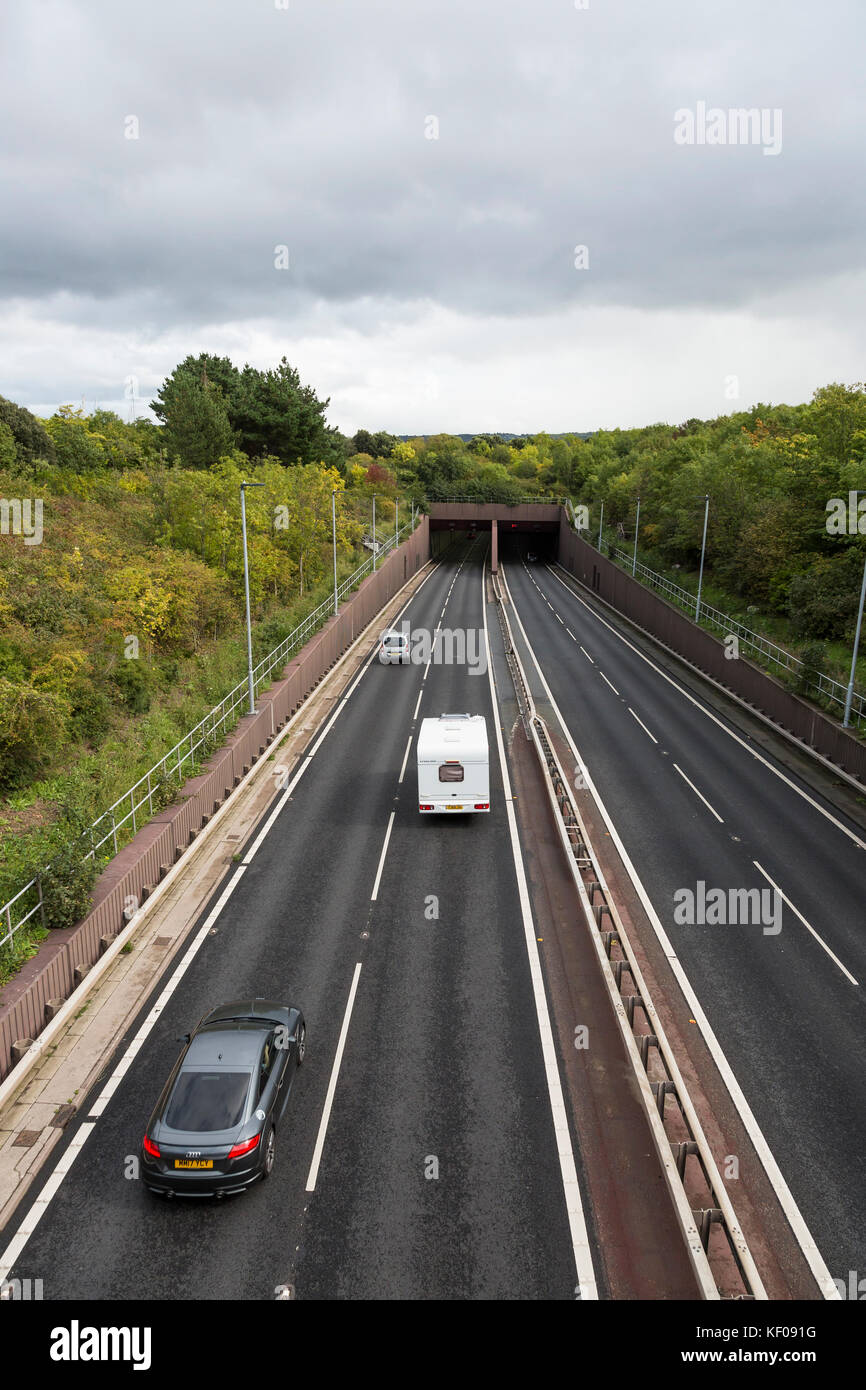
[417,714,490,814]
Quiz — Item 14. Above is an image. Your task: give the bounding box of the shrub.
[788,550,865,640]
[0,679,67,789]
[112,659,152,714]
[795,642,828,697]
[39,838,99,931]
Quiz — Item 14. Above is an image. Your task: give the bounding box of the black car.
[141,999,305,1197]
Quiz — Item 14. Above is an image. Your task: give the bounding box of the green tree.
[231,358,333,465]
[0,395,56,464]
[161,375,236,469]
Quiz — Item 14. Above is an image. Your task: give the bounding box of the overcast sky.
[0,0,863,435]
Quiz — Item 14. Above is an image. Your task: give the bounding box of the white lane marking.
[244,561,445,863]
[422,661,432,682]
[579,646,594,664]
[305,963,363,1193]
[412,687,423,720]
[307,698,348,756]
[566,629,577,640]
[599,671,620,696]
[673,763,725,823]
[0,1121,96,1279]
[0,561,452,1275]
[753,862,858,986]
[501,564,840,1299]
[482,564,598,1300]
[370,812,396,901]
[244,759,313,862]
[0,864,248,1284]
[555,613,564,625]
[397,737,413,785]
[628,707,658,744]
[544,564,866,855]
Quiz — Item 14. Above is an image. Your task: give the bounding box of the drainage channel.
[491,570,767,1301]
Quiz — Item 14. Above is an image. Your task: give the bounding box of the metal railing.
[604,544,866,729]
[426,494,567,506]
[0,519,414,952]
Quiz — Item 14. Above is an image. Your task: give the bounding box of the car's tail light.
[228,1134,261,1160]
[474,803,489,810]
[143,1134,160,1158]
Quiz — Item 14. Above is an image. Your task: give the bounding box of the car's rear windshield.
[383,633,406,645]
[438,762,465,783]
[165,1070,251,1131]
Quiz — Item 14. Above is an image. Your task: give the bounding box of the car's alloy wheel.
[296,1024,306,1064]
[263,1127,276,1178]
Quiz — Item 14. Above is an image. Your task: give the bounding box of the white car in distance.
[378,629,410,664]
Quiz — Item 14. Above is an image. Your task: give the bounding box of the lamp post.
[332,487,339,617]
[395,497,399,549]
[240,481,265,715]
[372,495,377,571]
[843,492,866,727]
[632,497,640,576]
[598,500,604,551]
[695,493,710,625]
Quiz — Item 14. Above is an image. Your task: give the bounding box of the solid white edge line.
[544,564,866,855]
[243,561,443,863]
[305,963,363,1193]
[753,862,858,987]
[628,707,659,744]
[673,763,725,823]
[307,697,348,756]
[0,557,450,1283]
[482,562,598,1300]
[500,560,840,1300]
[0,1123,95,1277]
[0,866,247,1283]
[370,812,396,901]
[397,737,413,785]
[243,758,313,862]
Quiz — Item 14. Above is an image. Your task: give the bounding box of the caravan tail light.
[420,803,434,811]
[474,803,489,810]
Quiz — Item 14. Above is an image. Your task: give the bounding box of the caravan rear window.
[438,762,464,783]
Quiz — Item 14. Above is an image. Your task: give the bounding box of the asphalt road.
[2,544,581,1301]
[501,546,866,1284]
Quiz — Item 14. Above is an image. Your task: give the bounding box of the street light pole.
[598,500,604,551]
[695,493,710,625]
[395,497,399,549]
[632,497,640,576]
[332,487,339,617]
[844,550,866,728]
[240,481,264,716]
[372,495,377,571]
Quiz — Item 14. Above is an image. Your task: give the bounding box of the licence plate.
[174,1159,213,1169]
[445,804,463,810]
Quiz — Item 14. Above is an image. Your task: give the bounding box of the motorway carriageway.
[501,549,865,1287]
[0,542,597,1301]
